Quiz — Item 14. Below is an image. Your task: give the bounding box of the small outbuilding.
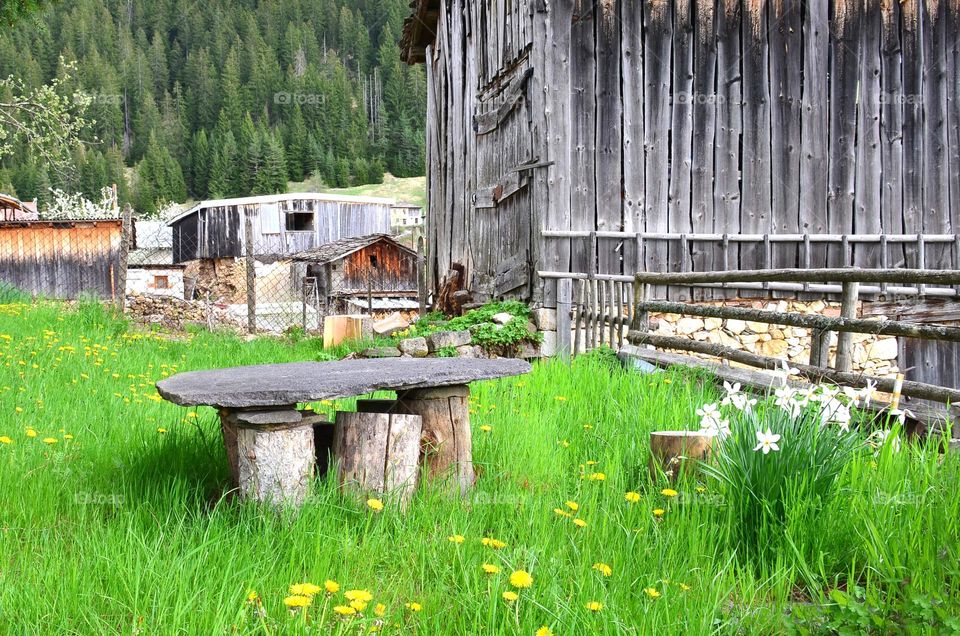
[291,234,420,314]
[126,247,185,298]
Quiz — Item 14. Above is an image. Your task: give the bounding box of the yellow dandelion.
[536,627,554,636]
[374,602,386,616]
[592,562,612,577]
[696,486,706,493]
[644,587,661,598]
[324,579,340,594]
[558,439,570,447]
[661,488,678,497]
[585,460,598,466]
[479,425,492,433]
[350,599,368,612]
[366,498,384,511]
[283,595,312,608]
[246,590,259,603]
[554,396,567,401]
[509,570,533,588]
[572,518,587,528]
[63,434,73,440]
[582,424,593,430]
[553,507,572,518]
[289,582,322,596]
[25,428,36,438]
[679,583,691,591]
[333,605,357,615]
[502,591,519,602]
[585,601,604,612]
[448,534,466,544]
[624,491,641,503]
[405,602,422,612]
[344,589,373,603]
[157,428,168,434]
[564,501,579,512]
[481,537,506,549]
[14,406,22,413]
[0,436,12,444]
[653,508,665,517]
[42,437,57,445]
[481,563,500,574]
[585,472,606,481]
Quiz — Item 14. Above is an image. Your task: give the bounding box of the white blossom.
[753,428,781,454]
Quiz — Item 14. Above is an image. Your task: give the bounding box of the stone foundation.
[650,299,899,378]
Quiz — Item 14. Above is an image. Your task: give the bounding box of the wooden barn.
[291,234,420,313]
[401,0,960,306]
[168,193,395,263]
[0,219,123,299]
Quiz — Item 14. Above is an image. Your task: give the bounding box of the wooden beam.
[633,268,960,285]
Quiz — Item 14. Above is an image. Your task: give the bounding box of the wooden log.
[630,298,960,343]
[627,331,960,405]
[396,385,473,495]
[244,209,256,335]
[633,268,960,285]
[332,411,422,504]
[649,430,716,481]
[835,281,860,372]
[323,315,365,348]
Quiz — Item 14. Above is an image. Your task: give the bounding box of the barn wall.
[0,221,123,299]
[338,243,419,293]
[423,0,960,304]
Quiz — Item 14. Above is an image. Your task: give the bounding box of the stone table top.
[156,357,531,408]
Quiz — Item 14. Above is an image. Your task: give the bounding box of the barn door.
[470,0,535,300]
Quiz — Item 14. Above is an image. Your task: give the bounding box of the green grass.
[1,301,959,634]
[288,173,426,209]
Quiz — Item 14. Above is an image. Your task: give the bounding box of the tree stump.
[649,430,716,481]
[396,385,474,495]
[333,411,423,504]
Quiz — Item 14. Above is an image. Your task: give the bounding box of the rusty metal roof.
[290,234,417,264]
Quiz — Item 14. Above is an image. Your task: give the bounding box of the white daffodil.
[859,380,878,408]
[723,381,742,396]
[868,429,901,454]
[753,428,781,454]
[773,359,801,387]
[888,407,914,425]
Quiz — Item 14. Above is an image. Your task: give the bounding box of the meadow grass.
[1,301,959,634]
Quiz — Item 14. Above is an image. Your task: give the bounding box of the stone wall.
[650,299,899,378]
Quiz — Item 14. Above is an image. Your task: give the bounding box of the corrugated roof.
[128,248,179,267]
[166,192,398,225]
[291,233,417,264]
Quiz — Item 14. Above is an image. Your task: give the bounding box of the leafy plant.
[435,346,457,358]
[402,300,541,354]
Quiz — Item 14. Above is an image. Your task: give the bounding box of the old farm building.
[401,0,960,304]
[168,193,395,262]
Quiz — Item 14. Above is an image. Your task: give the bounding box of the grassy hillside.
[289,173,426,209]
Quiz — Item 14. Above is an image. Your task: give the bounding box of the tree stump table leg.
[332,411,422,505]
[396,385,474,495]
[220,407,315,506]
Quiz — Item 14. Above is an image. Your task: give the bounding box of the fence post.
[244,208,256,335]
[809,329,830,368]
[834,281,859,372]
[417,235,428,317]
[116,203,132,313]
[556,278,572,361]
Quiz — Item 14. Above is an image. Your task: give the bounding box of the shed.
[126,248,185,298]
[0,193,38,221]
[291,234,419,313]
[168,193,395,263]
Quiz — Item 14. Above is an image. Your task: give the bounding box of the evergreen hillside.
[0,0,425,216]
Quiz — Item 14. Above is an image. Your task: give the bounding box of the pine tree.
[254,132,288,194]
[284,104,309,182]
[190,129,211,198]
[209,130,239,198]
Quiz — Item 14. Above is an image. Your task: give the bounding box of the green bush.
[401,300,542,354]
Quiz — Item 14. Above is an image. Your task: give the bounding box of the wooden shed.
[401,0,960,306]
[0,219,123,299]
[291,234,419,313]
[168,193,395,263]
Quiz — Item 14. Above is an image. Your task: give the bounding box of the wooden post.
[835,281,860,372]
[632,281,650,332]
[332,411,422,505]
[649,430,715,481]
[244,209,256,335]
[557,278,572,361]
[417,236,428,317]
[396,385,473,495]
[116,203,132,313]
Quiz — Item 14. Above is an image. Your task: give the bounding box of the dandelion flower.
[558,439,570,447]
[481,537,506,549]
[333,605,357,615]
[652,508,665,517]
[624,491,640,503]
[374,603,386,616]
[479,425,492,433]
[366,498,384,511]
[448,534,465,544]
[509,570,533,588]
[284,595,312,608]
[502,591,519,602]
[42,437,58,444]
[585,472,606,481]
[344,590,373,603]
[572,518,587,528]
[553,507,572,518]
[25,428,37,438]
[405,602,422,612]
[753,428,781,454]
[679,583,691,591]
[554,396,567,401]
[536,627,554,636]
[157,428,168,434]
[564,500,579,511]
[289,583,322,596]
[660,488,678,497]
[644,587,661,599]
[63,434,73,440]
[695,486,706,494]
[592,563,612,577]
[324,579,340,594]
[349,599,368,612]
[585,601,604,612]
[481,563,500,574]
[0,436,12,444]
[582,424,593,430]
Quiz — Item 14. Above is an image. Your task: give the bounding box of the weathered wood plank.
[690,0,717,298]
[800,0,830,267]
[594,0,623,277]
[570,0,596,278]
[855,0,883,267]
[880,0,906,268]
[902,0,924,266]
[667,0,694,301]
[620,1,645,279]
[713,0,741,295]
[921,0,952,268]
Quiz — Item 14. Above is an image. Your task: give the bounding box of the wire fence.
[0,209,425,335]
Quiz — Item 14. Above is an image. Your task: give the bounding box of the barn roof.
[290,234,416,264]
[128,248,180,268]
[167,192,398,225]
[399,0,440,64]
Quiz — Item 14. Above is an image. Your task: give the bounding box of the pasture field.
[1,301,959,634]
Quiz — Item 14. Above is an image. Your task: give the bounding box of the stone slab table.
[156,358,530,505]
